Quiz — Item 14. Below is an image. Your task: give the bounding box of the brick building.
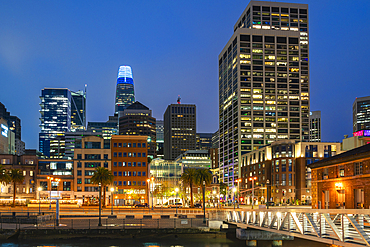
[111,135,149,206]
[310,144,370,209]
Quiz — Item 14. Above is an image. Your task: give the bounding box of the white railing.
[226,208,370,247]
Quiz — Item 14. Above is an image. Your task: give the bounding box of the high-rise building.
[309,111,321,142]
[353,96,370,132]
[156,120,164,158]
[218,1,309,186]
[39,88,86,157]
[196,133,213,150]
[115,65,135,114]
[71,89,86,131]
[118,101,157,158]
[212,130,219,149]
[0,103,24,155]
[164,104,196,160]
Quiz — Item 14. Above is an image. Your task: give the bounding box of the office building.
[115,65,135,114]
[118,101,156,158]
[196,133,213,150]
[65,131,101,159]
[0,103,24,155]
[353,96,370,132]
[71,89,86,131]
[309,111,321,142]
[111,135,149,205]
[164,104,196,160]
[156,120,164,158]
[219,1,309,186]
[240,140,340,205]
[149,158,181,188]
[73,135,111,203]
[212,130,219,149]
[39,88,86,157]
[87,120,118,139]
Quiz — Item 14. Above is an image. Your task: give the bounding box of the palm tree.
[181,168,197,207]
[0,164,10,185]
[91,167,114,207]
[8,169,25,207]
[195,168,212,206]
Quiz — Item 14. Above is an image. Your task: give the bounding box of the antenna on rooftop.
[177,95,181,104]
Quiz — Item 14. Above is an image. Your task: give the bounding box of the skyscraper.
[156,120,164,158]
[353,96,370,132]
[218,1,309,186]
[39,88,86,157]
[164,104,196,160]
[118,101,157,158]
[309,111,321,142]
[115,65,135,114]
[71,88,86,131]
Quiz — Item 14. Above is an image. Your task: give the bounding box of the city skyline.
[0,0,369,149]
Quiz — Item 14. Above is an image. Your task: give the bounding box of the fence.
[0,217,208,230]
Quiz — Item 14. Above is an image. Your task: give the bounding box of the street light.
[38,187,42,215]
[266,179,270,209]
[98,183,102,226]
[175,187,179,216]
[236,179,242,208]
[146,178,150,208]
[249,177,257,209]
[212,190,216,208]
[202,181,206,224]
[47,176,54,210]
[232,187,237,210]
[150,177,154,210]
[110,187,115,215]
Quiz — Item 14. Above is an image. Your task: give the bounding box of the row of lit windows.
[113,142,146,148]
[113,152,146,158]
[113,171,146,177]
[114,181,145,186]
[113,162,146,167]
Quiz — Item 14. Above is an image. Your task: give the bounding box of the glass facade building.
[39,88,71,157]
[219,1,309,186]
[115,65,135,114]
[353,96,370,133]
[71,89,86,131]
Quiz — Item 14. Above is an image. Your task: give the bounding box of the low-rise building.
[310,144,370,209]
[73,135,111,204]
[240,140,341,206]
[111,135,149,206]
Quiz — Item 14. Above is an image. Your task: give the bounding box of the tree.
[91,167,114,207]
[195,168,212,204]
[219,182,227,197]
[181,168,197,207]
[0,164,10,185]
[8,169,24,207]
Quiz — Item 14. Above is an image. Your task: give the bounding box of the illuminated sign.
[353,130,370,137]
[1,124,8,137]
[117,65,133,79]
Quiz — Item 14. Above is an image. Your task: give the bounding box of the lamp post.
[212,190,216,208]
[175,187,179,216]
[38,187,42,215]
[202,181,206,224]
[232,187,236,210]
[110,187,115,215]
[236,179,241,208]
[150,177,154,210]
[146,178,150,208]
[266,179,270,209]
[249,177,257,209]
[98,183,102,226]
[47,176,54,210]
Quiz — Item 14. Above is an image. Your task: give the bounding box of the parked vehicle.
[163,197,183,208]
[134,203,148,208]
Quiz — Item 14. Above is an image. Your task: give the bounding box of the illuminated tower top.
[115,65,135,114]
[117,65,134,85]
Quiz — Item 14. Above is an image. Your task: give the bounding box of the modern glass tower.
[218,1,309,186]
[39,88,71,157]
[71,88,86,131]
[115,65,135,114]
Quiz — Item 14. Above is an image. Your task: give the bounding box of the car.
[193,203,202,208]
[134,203,148,208]
[267,201,275,207]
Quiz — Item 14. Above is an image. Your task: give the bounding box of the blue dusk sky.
[0,0,369,149]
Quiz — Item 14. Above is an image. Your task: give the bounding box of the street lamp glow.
[175,187,179,193]
[232,187,236,193]
[110,187,114,192]
[38,187,42,192]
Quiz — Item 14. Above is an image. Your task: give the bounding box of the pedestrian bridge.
[226,208,370,246]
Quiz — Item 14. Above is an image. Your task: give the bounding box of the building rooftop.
[309,143,370,169]
[126,101,149,110]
